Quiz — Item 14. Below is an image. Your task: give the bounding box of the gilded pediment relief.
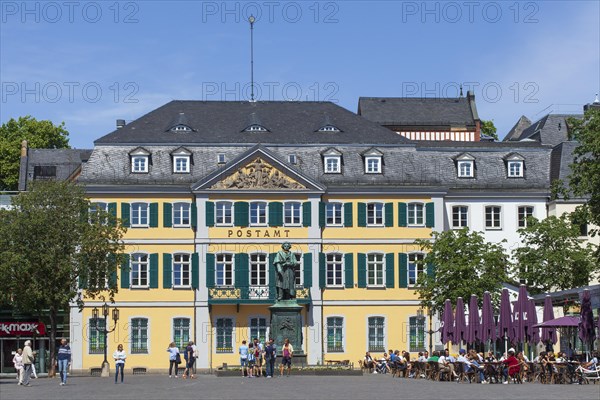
[211,157,306,190]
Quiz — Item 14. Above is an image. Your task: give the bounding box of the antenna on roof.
[249,15,256,102]
[459,85,463,97]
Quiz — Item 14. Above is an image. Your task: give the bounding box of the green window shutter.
[398,202,407,227]
[385,203,394,227]
[149,203,159,227]
[163,203,172,228]
[399,253,408,288]
[269,202,283,227]
[269,253,277,297]
[78,272,87,289]
[206,253,215,288]
[386,253,395,288]
[302,202,311,227]
[427,261,435,278]
[235,253,249,294]
[108,203,117,227]
[149,253,159,288]
[205,201,215,227]
[357,203,366,227]
[304,253,313,287]
[344,253,354,288]
[344,203,353,227]
[234,202,249,227]
[357,253,367,288]
[163,253,172,288]
[121,203,130,228]
[120,256,130,289]
[107,254,117,289]
[191,202,197,229]
[192,253,199,289]
[318,252,326,289]
[318,202,326,228]
[425,202,435,228]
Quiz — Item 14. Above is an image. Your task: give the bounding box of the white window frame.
[408,252,425,287]
[367,253,385,287]
[250,201,268,226]
[367,203,384,227]
[173,317,191,351]
[131,155,148,173]
[288,154,297,165]
[130,316,150,354]
[366,315,386,353]
[172,125,191,132]
[217,153,226,164]
[130,253,149,288]
[173,155,190,173]
[248,316,269,343]
[457,160,474,178]
[131,202,149,227]
[407,203,424,226]
[173,253,191,288]
[172,202,191,227]
[247,125,267,132]
[326,253,344,287]
[517,206,535,228]
[319,125,339,132]
[89,201,108,224]
[293,252,304,287]
[451,205,469,228]
[485,206,502,230]
[215,201,233,226]
[324,156,341,174]
[249,253,268,287]
[215,253,234,287]
[214,316,235,354]
[507,160,524,177]
[326,316,345,353]
[283,202,302,227]
[326,202,343,226]
[365,156,382,174]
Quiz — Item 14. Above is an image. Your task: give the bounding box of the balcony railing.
[208,285,311,304]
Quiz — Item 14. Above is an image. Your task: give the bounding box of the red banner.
[0,321,46,336]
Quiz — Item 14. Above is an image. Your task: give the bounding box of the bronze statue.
[273,242,299,301]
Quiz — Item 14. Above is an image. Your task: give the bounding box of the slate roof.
[95,101,408,145]
[504,115,532,141]
[357,96,478,127]
[19,149,92,190]
[550,141,578,182]
[511,114,581,146]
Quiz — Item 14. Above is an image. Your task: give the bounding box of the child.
[247,343,255,378]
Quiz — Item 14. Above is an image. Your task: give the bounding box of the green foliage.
[480,120,498,140]
[513,215,599,294]
[567,108,600,242]
[0,116,70,190]
[414,228,508,313]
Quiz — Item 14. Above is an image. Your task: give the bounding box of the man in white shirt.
[438,352,457,379]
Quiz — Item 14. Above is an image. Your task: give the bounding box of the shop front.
[0,321,50,375]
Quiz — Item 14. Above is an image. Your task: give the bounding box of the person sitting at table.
[484,351,499,383]
[501,349,520,384]
[403,351,413,377]
[582,351,598,371]
[457,349,486,384]
[444,349,456,363]
[363,352,376,373]
[419,351,429,362]
[516,351,530,381]
[392,350,407,376]
[438,349,458,380]
[427,351,439,362]
[376,352,390,374]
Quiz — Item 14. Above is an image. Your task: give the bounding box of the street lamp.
[92,302,119,377]
[417,307,436,354]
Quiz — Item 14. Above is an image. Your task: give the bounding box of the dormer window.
[319,125,340,132]
[362,148,383,174]
[170,147,192,174]
[316,114,342,133]
[217,154,226,164]
[129,147,150,174]
[454,153,475,178]
[172,124,192,132]
[321,148,342,174]
[504,153,525,178]
[246,124,267,132]
[288,154,297,165]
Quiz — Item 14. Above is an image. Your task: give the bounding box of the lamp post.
[248,14,256,102]
[418,307,435,354]
[92,303,119,377]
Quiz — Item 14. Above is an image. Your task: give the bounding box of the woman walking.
[12,348,23,385]
[113,344,126,384]
[167,342,180,378]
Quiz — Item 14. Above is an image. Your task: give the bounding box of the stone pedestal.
[269,300,304,356]
[101,361,110,377]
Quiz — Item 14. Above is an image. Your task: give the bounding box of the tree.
[0,181,126,376]
[0,116,70,190]
[414,228,508,313]
[512,215,599,295]
[480,119,498,140]
[568,108,600,243]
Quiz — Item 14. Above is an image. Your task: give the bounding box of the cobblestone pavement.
[1,374,597,400]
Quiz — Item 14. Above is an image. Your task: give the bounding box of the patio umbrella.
[454,297,466,345]
[498,288,513,354]
[541,295,557,345]
[481,291,496,347]
[513,284,529,345]
[533,316,580,328]
[466,294,480,345]
[578,289,596,360]
[527,299,540,344]
[441,299,454,345]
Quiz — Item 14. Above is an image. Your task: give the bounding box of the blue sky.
[1,0,599,148]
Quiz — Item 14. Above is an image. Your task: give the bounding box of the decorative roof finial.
[459,84,463,97]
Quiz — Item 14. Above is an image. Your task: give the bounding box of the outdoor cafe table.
[481,362,504,383]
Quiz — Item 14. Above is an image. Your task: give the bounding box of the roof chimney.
[116,119,126,129]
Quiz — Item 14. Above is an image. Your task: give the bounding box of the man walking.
[21,340,34,386]
[57,338,72,385]
[264,338,276,378]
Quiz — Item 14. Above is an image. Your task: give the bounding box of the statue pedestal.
[270,300,304,357]
[100,361,110,377]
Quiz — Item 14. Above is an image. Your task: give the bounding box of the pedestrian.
[113,344,126,384]
[183,341,196,379]
[264,338,276,378]
[21,340,34,386]
[253,337,264,377]
[57,338,72,386]
[279,338,293,377]
[247,343,255,378]
[12,348,24,385]
[239,340,249,377]
[31,350,38,379]
[167,342,180,378]
[191,341,198,375]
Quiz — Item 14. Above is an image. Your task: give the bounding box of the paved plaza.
[1,374,597,400]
